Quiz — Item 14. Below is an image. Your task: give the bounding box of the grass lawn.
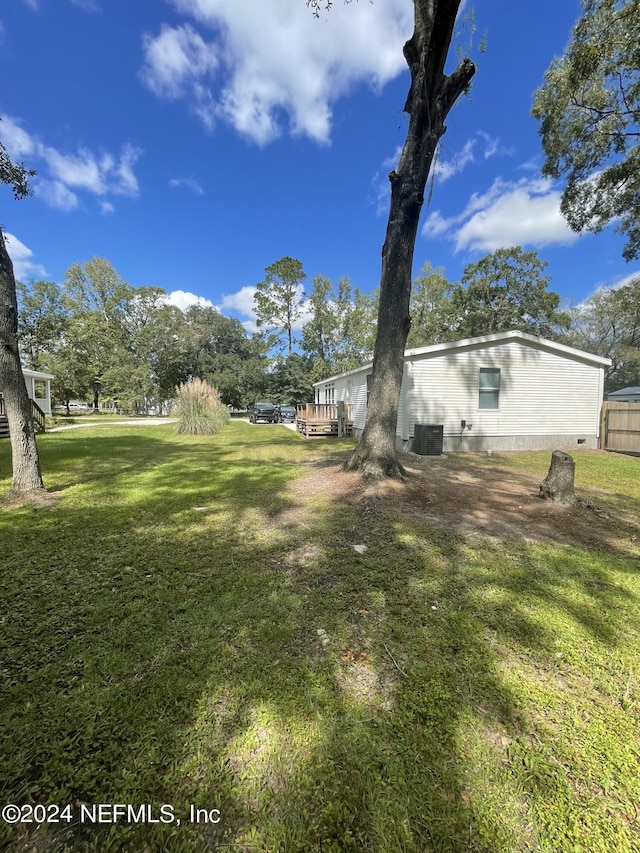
[1,423,639,852]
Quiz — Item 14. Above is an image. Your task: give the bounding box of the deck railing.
[296,403,353,421]
[0,399,45,433]
[31,399,46,432]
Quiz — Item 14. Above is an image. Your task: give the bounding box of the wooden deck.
[296,403,353,438]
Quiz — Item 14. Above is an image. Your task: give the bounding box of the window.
[366,373,373,406]
[479,368,500,409]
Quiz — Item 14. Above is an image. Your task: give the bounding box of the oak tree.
[568,276,640,391]
[406,261,457,348]
[532,0,640,260]
[451,247,570,339]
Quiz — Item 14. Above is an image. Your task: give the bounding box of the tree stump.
[539,450,576,505]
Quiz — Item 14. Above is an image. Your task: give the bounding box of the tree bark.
[539,450,576,505]
[0,229,45,497]
[344,0,474,479]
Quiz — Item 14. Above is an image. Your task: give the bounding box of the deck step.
[0,416,8,439]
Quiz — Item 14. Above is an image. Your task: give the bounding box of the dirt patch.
[1,490,61,510]
[287,451,639,551]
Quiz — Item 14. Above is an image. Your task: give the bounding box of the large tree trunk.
[345,0,474,479]
[0,229,45,497]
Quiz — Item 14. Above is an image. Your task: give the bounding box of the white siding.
[406,340,602,439]
[350,373,369,431]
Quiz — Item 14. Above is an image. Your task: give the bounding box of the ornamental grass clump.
[174,378,230,435]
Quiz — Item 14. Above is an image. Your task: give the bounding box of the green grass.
[1,426,639,852]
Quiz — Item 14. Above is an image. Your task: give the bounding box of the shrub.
[173,378,230,435]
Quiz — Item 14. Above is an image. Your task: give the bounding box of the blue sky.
[1,0,637,335]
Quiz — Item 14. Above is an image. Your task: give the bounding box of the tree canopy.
[17,256,379,412]
[567,276,640,391]
[451,247,570,339]
[532,0,640,260]
[406,262,457,348]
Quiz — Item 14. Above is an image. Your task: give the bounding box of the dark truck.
[249,401,277,424]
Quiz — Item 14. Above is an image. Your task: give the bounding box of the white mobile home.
[313,331,611,452]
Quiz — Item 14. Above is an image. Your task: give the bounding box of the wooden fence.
[600,402,640,454]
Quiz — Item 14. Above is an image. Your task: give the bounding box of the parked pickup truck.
[249,401,277,424]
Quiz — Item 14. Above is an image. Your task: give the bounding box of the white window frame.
[478,367,500,410]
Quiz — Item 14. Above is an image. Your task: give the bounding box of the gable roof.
[313,330,611,387]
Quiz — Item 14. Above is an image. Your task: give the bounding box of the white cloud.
[99,200,115,215]
[421,209,452,239]
[20,0,38,9]
[580,270,640,304]
[169,176,205,195]
[371,145,403,215]
[220,283,312,337]
[373,132,510,217]
[422,177,581,253]
[42,146,108,194]
[220,284,257,318]
[432,138,476,182]
[0,114,141,210]
[4,233,47,281]
[164,289,214,311]
[42,143,141,197]
[113,144,141,195]
[141,0,413,144]
[432,132,509,183]
[0,115,36,158]
[477,131,512,161]
[34,179,79,211]
[607,271,640,290]
[140,23,219,128]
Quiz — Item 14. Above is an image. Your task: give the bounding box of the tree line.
[16,246,638,416]
[16,256,378,413]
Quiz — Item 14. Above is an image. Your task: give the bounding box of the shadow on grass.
[1,428,639,851]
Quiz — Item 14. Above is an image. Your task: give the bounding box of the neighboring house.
[0,367,53,422]
[313,330,611,452]
[21,368,54,416]
[607,387,640,403]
